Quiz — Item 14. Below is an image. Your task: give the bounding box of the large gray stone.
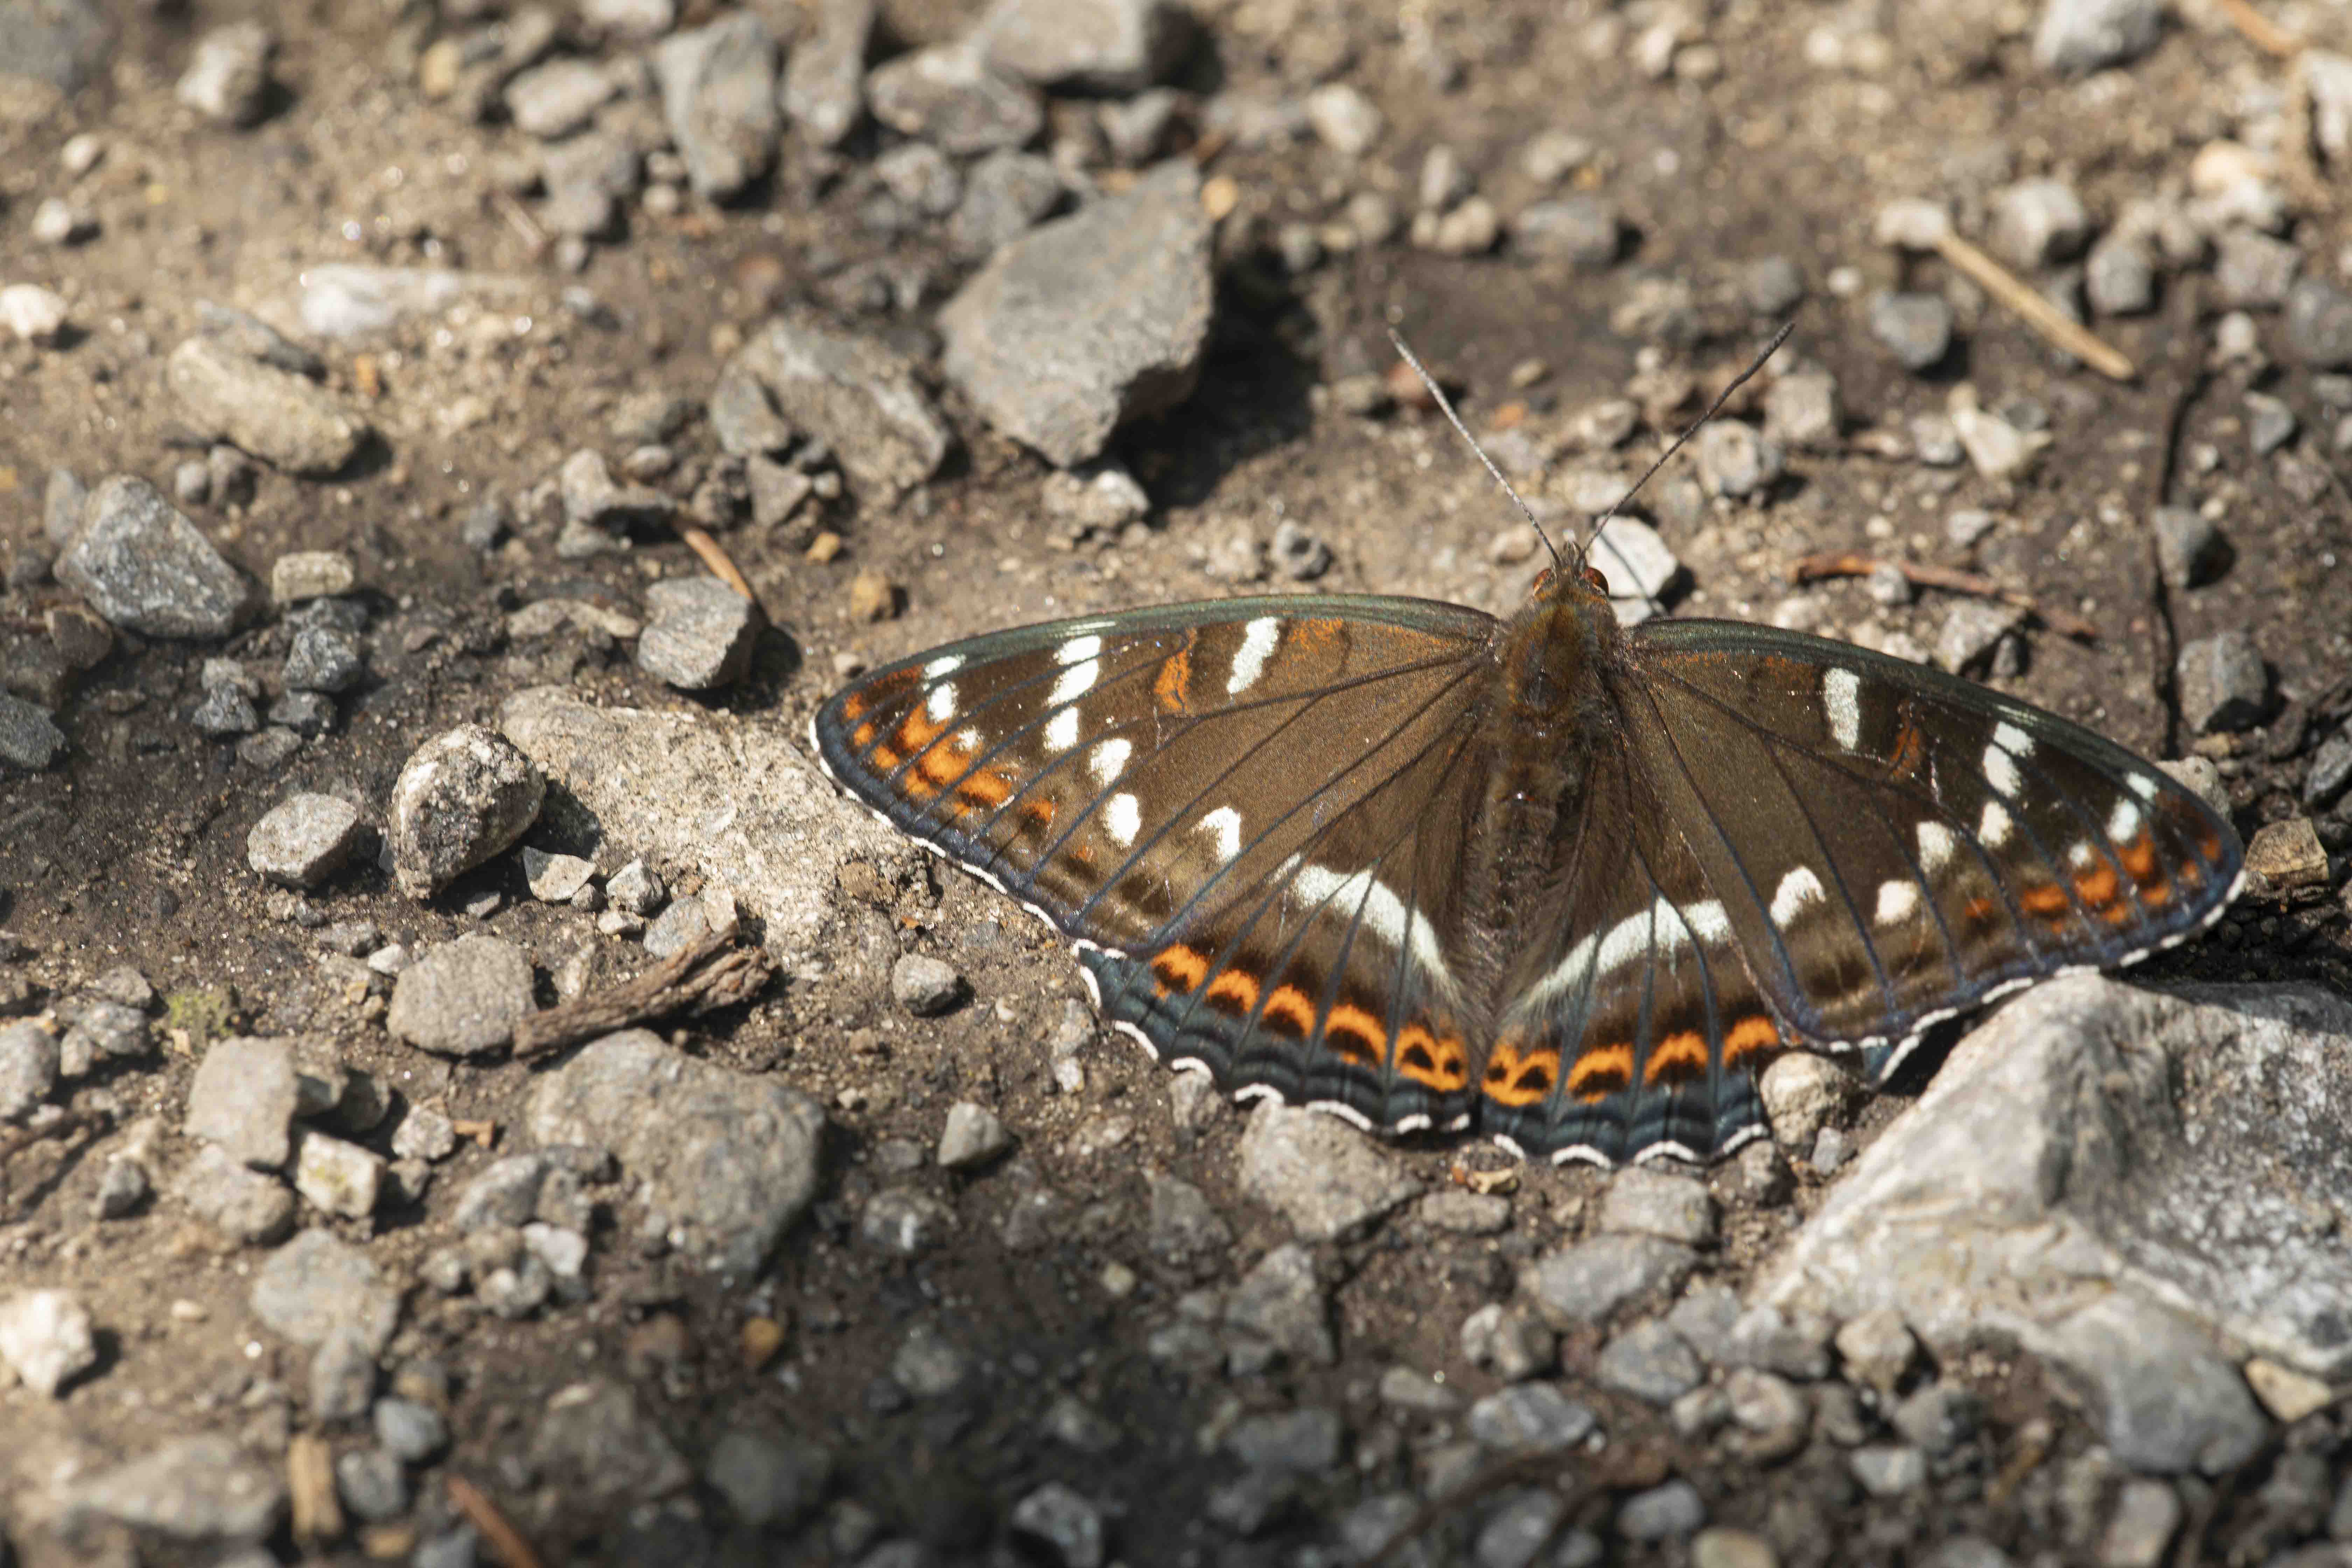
[1761,976,2352,1473]
[721,315,949,496]
[498,684,907,959]
[185,1036,299,1169]
[940,159,1213,466]
[250,1228,401,1352]
[976,0,1191,92]
[780,0,873,146]
[387,724,546,899]
[0,692,64,771]
[56,477,253,639]
[652,12,779,201]
[1236,1100,1420,1241]
[526,1029,825,1274]
[62,1435,286,1543]
[386,933,536,1058]
[866,41,1043,154]
[166,337,369,476]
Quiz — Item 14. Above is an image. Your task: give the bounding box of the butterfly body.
[813,568,2241,1166]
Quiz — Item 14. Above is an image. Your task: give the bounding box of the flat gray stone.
[0,692,65,770]
[940,159,1213,467]
[1869,291,1954,371]
[951,147,1064,258]
[387,724,546,899]
[938,1101,1012,1169]
[175,1145,295,1244]
[251,1228,400,1352]
[1466,1383,1596,1453]
[2286,278,2352,369]
[1595,1319,1703,1406]
[2177,630,2269,733]
[706,1427,833,1528]
[63,1435,285,1543]
[638,575,761,690]
[57,476,253,639]
[309,1324,377,1421]
[1514,194,1621,266]
[890,953,965,1015]
[1237,1099,1420,1241]
[386,933,535,1058]
[186,1036,299,1169]
[1761,976,2349,1473]
[1224,1407,1343,1474]
[1600,1167,1715,1245]
[166,337,368,477]
[245,793,365,888]
[1522,1233,1697,1327]
[498,685,908,959]
[526,1029,825,1274]
[653,12,779,201]
[723,314,950,496]
[867,42,1044,155]
[976,0,1191,92]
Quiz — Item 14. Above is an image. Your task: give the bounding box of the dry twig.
[2219,0,2302,58]
[1928,229,2137,382]
[1786,551,2103,643]
[447,1477,548,1568]
[674,522,760,605]
[511,926,776,1059]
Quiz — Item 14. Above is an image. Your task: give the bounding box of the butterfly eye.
[1582,565,1612,595]
[1530,566,1555,593]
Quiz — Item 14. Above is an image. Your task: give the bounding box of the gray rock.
[746,455,814,527]
[1587,516,1682,619]
[890,1322,969,1395]
[1618,1479,1706,1540]
[175,1145,296,1244]
[245,793,365,889]
[707,358,796,458]
[2033,0,2162,74]
[606,858,666,917]
[1421,1189,1511,1234]
[558,448,671,533]
[1461,1302,1556,1382]
[1600,1168,1715,1245]
[2305,727,2352,808]
[374,1397,447,1462]
[890,953,965,1016]
[2099,1478,2181,1568]
[723,315,950,496]
[1513,195,1621,266]
[1759,1054,1849,1150]
[392,1106,457,1163]
[56,476,253,639]
[176,21,272,125]
[2286,278,2352,368]
[0,1288,96,1396]
[387,724,546,898]
[653,13,779,201]
[1269,520,1331,580]
[1596,1318,1704,1405]
[782,0,875,146]
[293,1131,384,1219]
[283,623,363,693]
[526,1029,825,1274]
[2152,506,2228,589]
[62,1435,286,1543]
[937,1101,1012,1169]
[1224,1407,1343,1474]
[2216,230,2300,309]
[637,575,761,690]
[42,467,87,548]
[251,1228,401,1351]
[1466,1383,1597,1452]
[1236,1099,1420,1240]
[1869,291,1954,371]
[707,1428,832,1528]
[951,148,1064,258]
[186,1035,298,1168]
[0,692,64,771]
[1935,598,2027,677]
[387,934,534,1058]
[875,140,962,216]
[940,160,1213,467]
[190,682,260,736]
[505,58,617,139]
[1834,1307,1919,1393]
[1476,1490,1580,1568]
[2176,630,2268,733]
[522,848,595,903]
[1990,177,2091,269]
[1378,1365,1459,1414]
[96,1155,150,1219]
[867,42,1044,154]
[1760,976,2340,1473]
[336,1445,408,1521]
[1225,1242,1334,1364]
[1522,1233,1696,1326]
[1891,1381,1981,1455]
[860,1187,953,1255]
[478,1254,554,1318]
[642,893,715,957]
[166,337,368,476]
[978,0,1189,92]
[1763,369,1841,451]
[1849,1445,1928,1497]
[1010,1480,1106,1568]
[1144,1170,1230,1260]
[499,685,905,954]
[309,1324,377,1421]
[1306,82,1383,156]
[1724,1304,1835,1380]
[2086,234,2156,317]
[2247,392,2299,456]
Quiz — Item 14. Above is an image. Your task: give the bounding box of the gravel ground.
[4,0,2352,1565]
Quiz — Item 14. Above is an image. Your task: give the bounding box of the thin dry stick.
[511,926,776,1059]
[675,520,759,604]
[1927,229,2137,381]
[1786,551,2103,643]
[2219,0,2302,57]
[447,1477,548,1568]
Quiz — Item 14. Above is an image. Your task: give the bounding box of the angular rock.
[2177,630,2268,733]
[293,1131,384,1219]
[1011,1480,1106,1568]
[938,1101,1012,1169]
[890,953,965,1016]
[1596,1319,1704,1406]
[638,576,761,690]
[1522,1233,1696,1326]
[245,793,365,889]
[387,724,546,898]
[940,160,1213,467]
[283,623,363,693]
[62,1435,286,1543]
[186,1035,299,1169]
[2152,506,2228,590]
[1226,1242,1334,1364]
[527,1379,691,1506]
[251,1228,401,1351]
[0,692,65,771]
[1600,1168,1715,1245]
[166,337,368,477]
[867,42,1044,155]
[978,0,1191,92]
[175,1144,296,1244]
[0,1288,96,1396]
[723,315,950,496]
[505,58,616,139]
[1224,1407,1343,1474]
[782,0,874,146]
[1514,194,1622,266]
[176,21,272,125]
[526,1029,825,1273]
[951,148,1064,258]
[0,283,67,343]
[387,933,536,1058]
[1466,1383,1596,1452]
[56,477,253,639]
[1237,1100,1420,1241]
[653,13,779,201]
[2034,0,2163,74]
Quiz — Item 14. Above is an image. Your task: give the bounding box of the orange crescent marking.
[1567,1042,1634,1101]
[1398,1025,1470,1092]
[2117,832,2159,883]
[1484,1037,1525,1085]
[852,720,878,749]
[1154,637,1194,715]
[1643,1029,1710,1086]
[841,691,869,721]
[2136,875,2174,909]
[1324,1002,1389,1067]
[1262,985,1317,1040]
[1722,1014,1780,1068]
[1151,944,1209,995]
[2018,883,2070,918]
[954,769,1012,808]
[1483,1040,1561,1107]
[1205,968,1260,1016]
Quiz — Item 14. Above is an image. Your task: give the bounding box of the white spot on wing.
[1050,658,1100,707]
[1993,721,2033,757]
[1874,879,1920,925]
[1287,863,1454,993]
[1982,742,2021,797]
[1823,666,1862,750]
[1227,616,1281,695]
[2068,840,2099,869]
[1771,867,1825,927]
[1044,706,1080,753]
[1057,635,1102,665]
[1917,820,1958,872]
[1685,898,1732,944]
[2108,799,2144,844]
[2127,773,2160,802]
[1104,792,1141,846]
[923,655,964,680]
[1980,799,2012,847]
[1198,805,1242,862]
[1089,737,1132,786]
[926,682,958,724]
[1518,894,1726,1018]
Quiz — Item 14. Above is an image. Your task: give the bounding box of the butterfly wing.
[811,596,1504,1134]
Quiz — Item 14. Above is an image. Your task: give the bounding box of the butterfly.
[809,534,2242,1166]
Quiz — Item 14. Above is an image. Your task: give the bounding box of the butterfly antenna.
[1386,328,1564,572]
